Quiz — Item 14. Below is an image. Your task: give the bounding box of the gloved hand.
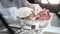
[30,4,42,15]
[17,7,34,18]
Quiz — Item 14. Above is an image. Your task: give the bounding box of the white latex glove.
[31,4,42,15]
[17,7,34,18]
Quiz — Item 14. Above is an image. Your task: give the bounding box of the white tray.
[20,13,53,30]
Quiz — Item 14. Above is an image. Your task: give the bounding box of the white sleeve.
[0,7,17,20]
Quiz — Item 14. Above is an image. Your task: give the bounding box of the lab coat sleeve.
[0,7,17,20]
